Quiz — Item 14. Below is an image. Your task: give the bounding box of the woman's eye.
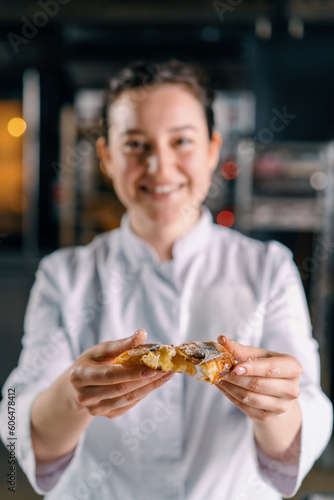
[176,137,193,146]
[125,141,147,151]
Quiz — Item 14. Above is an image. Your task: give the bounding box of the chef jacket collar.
[119,205,213,267]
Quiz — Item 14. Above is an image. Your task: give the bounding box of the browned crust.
[114,341,237,383]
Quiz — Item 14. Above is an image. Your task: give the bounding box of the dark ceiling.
[1,0,334,141]
[0,1,275,25]
[2,0,334,25]
[1,0,334,24]
[1,0,334,89]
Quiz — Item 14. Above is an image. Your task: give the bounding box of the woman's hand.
[216,335,302,421]
[216,336,303,461]
[32,329,173,463]
[69,329,174,419]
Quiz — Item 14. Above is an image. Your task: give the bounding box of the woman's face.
[97,83,221,231]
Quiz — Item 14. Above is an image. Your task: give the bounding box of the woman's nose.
[146,148,175,176]
[147,155,159,174]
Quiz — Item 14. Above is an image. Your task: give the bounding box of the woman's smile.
[138,182,186,198]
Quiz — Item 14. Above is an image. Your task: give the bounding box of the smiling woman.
[96,79,221,260]
[0,60,332,500]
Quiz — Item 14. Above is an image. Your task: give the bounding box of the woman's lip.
[139,183,185,194]
[139,183,185,198]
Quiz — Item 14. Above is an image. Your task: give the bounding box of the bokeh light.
[217,210,235,228]
[7,117,27,137]
[310,171,328,191]
[221,161,239,180]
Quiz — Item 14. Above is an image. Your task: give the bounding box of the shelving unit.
[235,140,334,397]
[57,91,125,248]
[235,141,329,233]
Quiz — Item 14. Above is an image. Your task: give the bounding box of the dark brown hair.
[100,59,215,141]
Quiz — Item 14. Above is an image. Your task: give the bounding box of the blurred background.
[1,0,334,498]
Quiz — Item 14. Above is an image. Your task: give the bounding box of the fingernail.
[134,329,146,337]
[161,371,174,380]
[218,335,225,343]
[235,365,246,375]
[141,369,156,378]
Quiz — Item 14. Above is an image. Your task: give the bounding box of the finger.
[224,373,300,399]
[108,371,175,409]
[217,335,271,362]
[230,356,303,380]
[216,383,272,421]
[87,329,147,363]
[218,380,289,415]
[77,372,170,405]
[70,360,161,387]
[87,371,175,416]
[87,399,140,419]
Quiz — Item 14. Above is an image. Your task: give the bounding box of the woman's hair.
[100,59,216,142]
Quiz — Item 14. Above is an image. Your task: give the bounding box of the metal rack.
[57,90,125,248]
[235,141,329,233]
[235,140,334,398]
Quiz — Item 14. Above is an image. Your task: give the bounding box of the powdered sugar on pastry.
[115,340,237,384]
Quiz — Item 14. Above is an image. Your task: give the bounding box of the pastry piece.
[114,344,197,376]
[176,341,236,384]
[114,341,236,383]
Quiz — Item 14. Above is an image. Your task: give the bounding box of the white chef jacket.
[0,206,332,500]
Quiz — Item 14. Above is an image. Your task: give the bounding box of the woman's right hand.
[69,329,174,419]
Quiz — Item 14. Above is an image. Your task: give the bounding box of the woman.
[0,60,332,499]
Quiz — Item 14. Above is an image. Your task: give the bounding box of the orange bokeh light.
[217,210,235,228]
[7,117,27,137]
[221,161,239,180]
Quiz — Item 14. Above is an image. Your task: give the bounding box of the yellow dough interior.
[141,347,197,376]
[197,363,218,383]
[114,342,235,382]
[170,353,197,377]
[141,346,176,372]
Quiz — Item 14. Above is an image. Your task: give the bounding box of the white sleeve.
[256,241,333,497]
[35,450,75,491]
[256,441,299,495]
[0,254,81,495]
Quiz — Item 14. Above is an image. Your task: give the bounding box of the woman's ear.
[96,136,113,178]
[208,130,223,173]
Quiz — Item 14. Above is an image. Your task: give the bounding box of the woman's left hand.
[216,336,303,422]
